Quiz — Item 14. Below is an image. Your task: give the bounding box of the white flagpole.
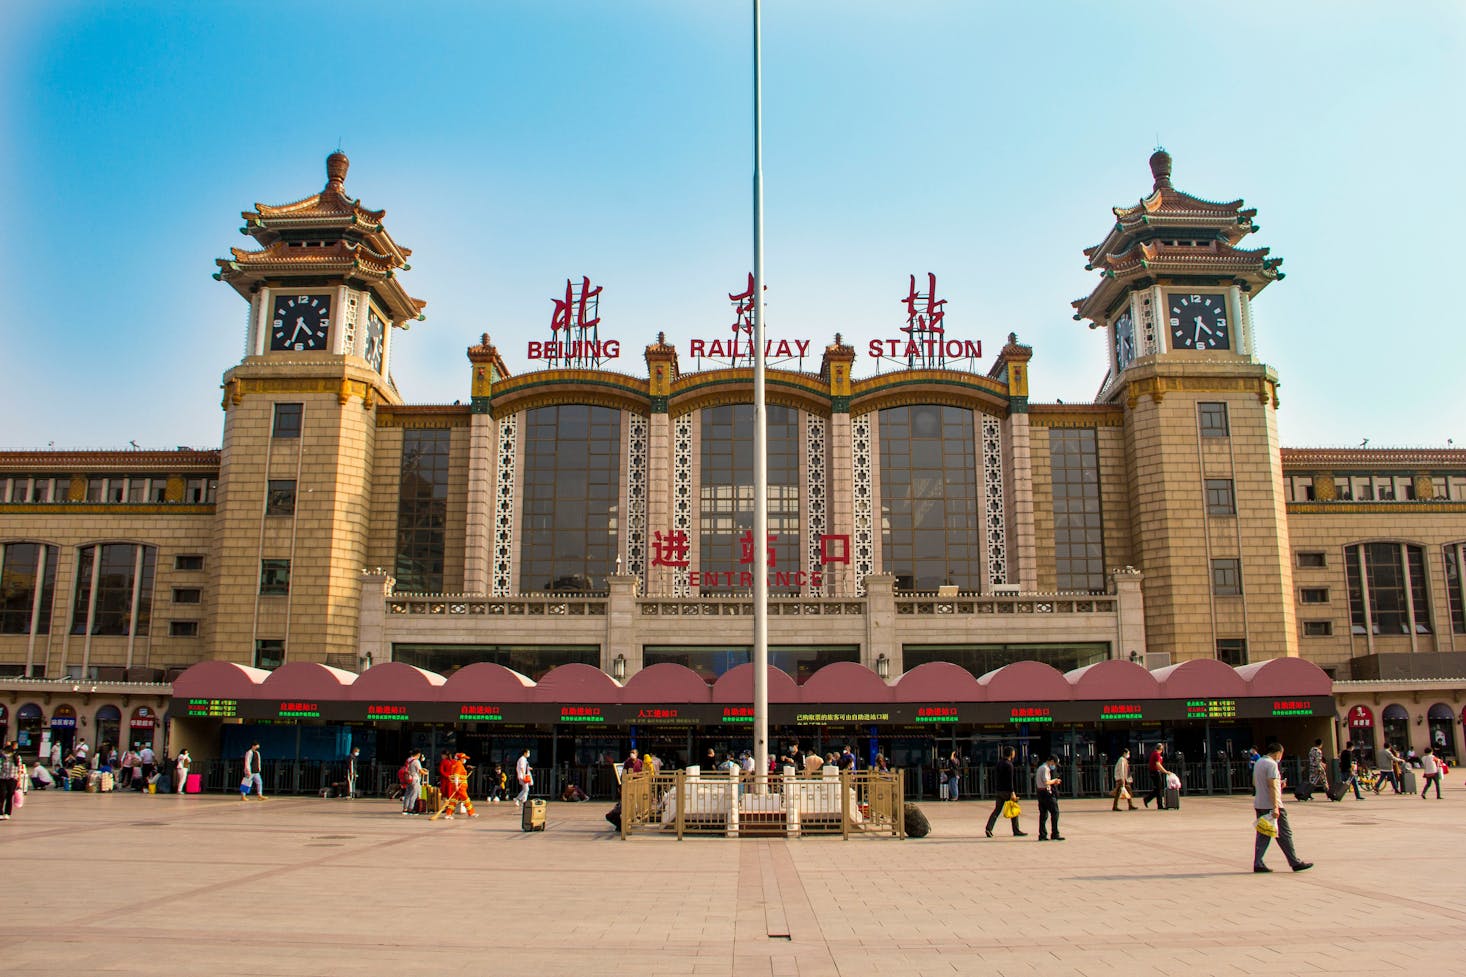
[751,0,770,783]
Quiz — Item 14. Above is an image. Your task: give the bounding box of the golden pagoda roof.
[214,153,426,323]
[1072,151,1283,325]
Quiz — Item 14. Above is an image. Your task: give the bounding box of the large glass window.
[520,405,621,593]
[642,645,859,684]
[69,543,156,636]
[1049,428,1105,591]
[0,543,59,634]
[392,643,598,682]
[1346,542,1431,635]
[878,405,980,592]
[394,428,452,593]
[699,404,801,594]
[1446,543,1466,635]
[903,643,1109,677]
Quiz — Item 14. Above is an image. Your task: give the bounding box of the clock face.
[1113,310,1135,370]
[1168,292,1230,350]
[270,294,332,351]
[364,310,385,372]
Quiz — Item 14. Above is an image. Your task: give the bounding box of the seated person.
[29,761,55,790]
[486,763,508,802]
[560,782,588,802]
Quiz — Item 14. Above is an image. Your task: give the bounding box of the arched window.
[519,404,622,592]
[1344,542,1431,635]
[1381,704,1410,752]
[95,705,122,752]
[0,541,60,634]
[698,404,801,594]
[877,405,981,592]
[16,703,43,752]
[1427,703,1457,760]
[70,543,157,636]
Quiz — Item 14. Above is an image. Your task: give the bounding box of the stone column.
[605,574,640,679]
[863,573,898,674]
[357,571,394,667]
[1110,567,1146,662]
[465,334,508,593]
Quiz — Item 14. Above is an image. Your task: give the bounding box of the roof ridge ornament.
[326,150,349,192]
[1149,148,1173,191]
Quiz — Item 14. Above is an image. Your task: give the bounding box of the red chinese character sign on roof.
[900,272,948,369]
[544,276,606,369]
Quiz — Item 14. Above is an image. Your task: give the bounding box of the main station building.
[2,151,1462,774]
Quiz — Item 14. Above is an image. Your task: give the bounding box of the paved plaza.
[2,784,1462,976]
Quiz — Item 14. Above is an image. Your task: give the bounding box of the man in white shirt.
[514,748,532,807]
[1035,754,1064,841]
[1253,742,1312,873]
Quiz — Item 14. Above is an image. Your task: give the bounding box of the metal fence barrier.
[620,769,906,840]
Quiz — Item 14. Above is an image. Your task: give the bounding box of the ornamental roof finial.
[326,150,350,191]
[1149,148,1173,191]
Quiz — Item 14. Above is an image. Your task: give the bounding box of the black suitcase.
[1164,786,1181,810]
[1292,782,1315,802]
[1327,782,1349,802]
[903,804,931,838]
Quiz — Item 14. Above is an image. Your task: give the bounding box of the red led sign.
[1009,706,1052,724]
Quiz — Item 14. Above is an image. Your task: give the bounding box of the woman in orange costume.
[431,753,477,820]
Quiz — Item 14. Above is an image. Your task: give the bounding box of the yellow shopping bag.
[1254,814,1278,837]
[1001,799,1021,819]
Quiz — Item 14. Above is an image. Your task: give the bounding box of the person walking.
[175,749,191,794]
[1252,741,1313,873]
[1306,739,1329,795]
[514,748,533,807]
[1143,743,1171,809]
[1035,754,1064,841]
[0,741,22,821]
[984,746,1028,838]
[1420,748,1444,799]
[241,741,266,800]
[431,752,477,820]
[345,746,360,799]
[1339,741,1364,800]
[402,751,424,815]
[1373,744,1401,794]
[1111,748,1137,810]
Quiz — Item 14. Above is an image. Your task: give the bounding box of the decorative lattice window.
[982,415,1008,586]
[626,413,648,588]
[672,413,693,596]
[851,414,874,595]
[805,414,827,595]
[492,413,518,596]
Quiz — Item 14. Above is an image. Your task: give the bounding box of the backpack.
[397,764,411,787]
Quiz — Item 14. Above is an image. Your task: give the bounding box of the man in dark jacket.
[984,746,1027,838]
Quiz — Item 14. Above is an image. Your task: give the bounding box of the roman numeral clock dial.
[1168,293,1229,350]
[270,294,332,351]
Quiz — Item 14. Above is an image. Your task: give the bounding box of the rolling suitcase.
[521,798,547,831]
[1327,781,1349,802]
[1164,786,1181,810]
[1399,769,1417,794]
[1292,782,1315,802]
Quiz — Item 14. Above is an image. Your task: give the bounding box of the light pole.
[751,0,769,782]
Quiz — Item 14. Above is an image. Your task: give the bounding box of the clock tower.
[1073,151,1296,665]
[210,152,426,667]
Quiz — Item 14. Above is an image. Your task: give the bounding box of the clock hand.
[290,316,308,343]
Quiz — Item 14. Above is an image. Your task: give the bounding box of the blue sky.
[2,1,1462,449]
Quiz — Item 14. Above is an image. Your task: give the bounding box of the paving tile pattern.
[1,788,1461,976]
